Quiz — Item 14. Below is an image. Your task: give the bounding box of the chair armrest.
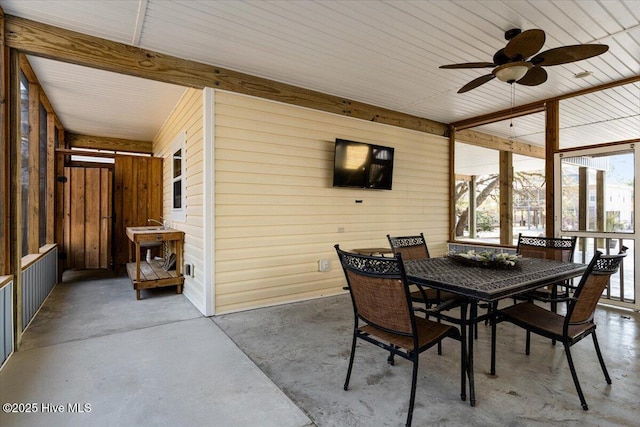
[423,298,461,314]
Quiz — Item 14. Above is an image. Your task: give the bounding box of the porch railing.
[571,236,635,306]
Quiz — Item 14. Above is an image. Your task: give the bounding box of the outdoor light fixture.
[493,62,532,83]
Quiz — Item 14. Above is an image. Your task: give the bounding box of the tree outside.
[455,171,546,242]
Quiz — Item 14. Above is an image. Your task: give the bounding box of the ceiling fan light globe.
[493,62,531,83]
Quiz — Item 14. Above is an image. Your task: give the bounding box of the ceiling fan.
[440,28,609,93]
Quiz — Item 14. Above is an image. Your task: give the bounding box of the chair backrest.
[387,233,430,261]
[567,251,626,325]
[517,233,577,262]
[335,245,415,336]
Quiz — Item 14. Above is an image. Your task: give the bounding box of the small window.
[170,133,185,221]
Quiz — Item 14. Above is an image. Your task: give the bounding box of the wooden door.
[64,166,113,270]
[113,156,163,273]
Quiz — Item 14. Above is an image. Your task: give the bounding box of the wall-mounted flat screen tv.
[332,139,394,190]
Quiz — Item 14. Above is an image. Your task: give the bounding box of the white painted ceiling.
[2,0,639,148]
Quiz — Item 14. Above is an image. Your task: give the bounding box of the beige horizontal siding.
[214,91,449,314]
[153,88,205,312]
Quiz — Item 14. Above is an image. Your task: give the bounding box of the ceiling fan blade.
[440,62,496,69]
[531,44,609,66]
[458,74,496,93]
[516,66,548,86]
[505,29,546,59]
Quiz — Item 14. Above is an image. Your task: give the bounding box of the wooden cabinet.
[125,226,184,300]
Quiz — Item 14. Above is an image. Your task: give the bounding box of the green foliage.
[476,211,496,232]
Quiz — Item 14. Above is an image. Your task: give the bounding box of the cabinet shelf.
[126,227,185,300]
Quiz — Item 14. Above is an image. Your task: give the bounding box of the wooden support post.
[449,125,456,242]
[9,48,23,348]
[545,100,559,236]
[499,151,513,245]
[469,176,477,238]
[28,82,39,253]
[578,166,588,252]
[46,111,55,243]
[0,11,9,275]
[596,170,605,248]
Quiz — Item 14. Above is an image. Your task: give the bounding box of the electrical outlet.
[185,263,194,277]
[318,259,331,272]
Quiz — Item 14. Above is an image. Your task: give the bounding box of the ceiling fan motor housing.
[505,28,522,40]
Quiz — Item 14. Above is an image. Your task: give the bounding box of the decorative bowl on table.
[448,250,520,269]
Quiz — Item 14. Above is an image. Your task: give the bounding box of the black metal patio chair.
[515,233,578,313]
[335,245,465,427]
[490,250,626,410]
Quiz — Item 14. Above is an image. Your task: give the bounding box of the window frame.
[170,132,186,222]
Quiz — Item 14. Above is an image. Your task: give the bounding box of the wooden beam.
[546,74,640,103]
[545,100,559,236]
[453,103,546,131]
[20,54,55,115]
[67,132,153,154]
[559,138,640,154]
[469,176,476,238]
[46,111,55,243]
[499,151,513,245]
[449,125,456,242]
[18,52,36,82]
[0,10,9,274]
[54,135,65,280]
[9,48,23,347]
[578,167,588,232]
[456,129,545,158]
[4,15,448,137]
[453,75,640,132]
[596,170,605,234]
[56,148,153,159]
[454,174,472,181]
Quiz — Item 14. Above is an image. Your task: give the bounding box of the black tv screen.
[332,139,394,190]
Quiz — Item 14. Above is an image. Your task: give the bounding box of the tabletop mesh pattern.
[405,257,586,301]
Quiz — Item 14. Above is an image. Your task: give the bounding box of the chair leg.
[436,311,443,355]
[460,332,467,402]
[490,315,497,375]
[525,330,531,355]
[592,332,612,384]
[551,286,557,346]
[474,318,478,340]
[460,302,468,402]
[388,344,397,366]
[344,331,357,391]
[564,343,589,410]
[406,352,419,427]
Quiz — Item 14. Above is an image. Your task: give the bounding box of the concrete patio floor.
[0,273,311,427]
[1,271,639,426]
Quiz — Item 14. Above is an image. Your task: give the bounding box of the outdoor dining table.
[404,256,587,407]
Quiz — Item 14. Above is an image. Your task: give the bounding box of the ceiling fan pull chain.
[509,84,516,142]
[510,84,515,129]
